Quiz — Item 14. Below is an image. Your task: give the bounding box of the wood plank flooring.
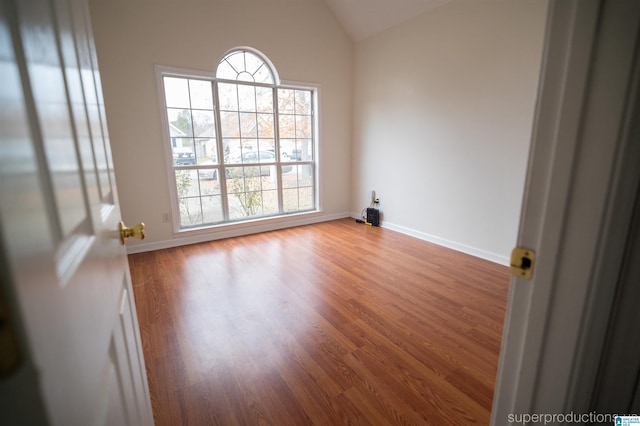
[128,218,511,425]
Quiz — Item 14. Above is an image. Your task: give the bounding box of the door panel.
[0,0,152,424]
[111,279,155,426]
[18,0,88,240]
[99,362,129,426]
[69,0,112,203]
[53,0,100,209]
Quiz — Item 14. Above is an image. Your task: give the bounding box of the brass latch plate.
[510,247,535,279]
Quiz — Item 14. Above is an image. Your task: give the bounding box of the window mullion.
[253,86,265,216]
[273,87,284,214]
[235,82,245,219]
[213,80,229,222]
[188,79,204,225]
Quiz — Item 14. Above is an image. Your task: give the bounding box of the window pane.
[164,77,190,108]
[218,83,238,110]
[192,110,215,137]
[175,170,199,197]
[202,195,223,224]
[243,166,263,185]
[257,152,273,164]
[200,174,220,195]
[226,52,245,75]
[256,87,273,112]
[198,138,218,164]
[189,79,213,110]
[279,139,298,162]
[237,84,256,112]
[283,188,298,211]
[225,167,244,192]
[216,61,237,80]
[280,161,314,213]
[193,139,208,163]
[179,197,202,227]
[278,89,295,113]
[223,139,241,163]
[241,150,257,164]
[245,192,263,217]
[226,167,266,219]
[278,114,295,138]
[172,139,196,165]
[295,90,311,114]
[299,187,314,210]
[281,168,297,189]
[198,166,220,189]
[220,111,240,137]
[257,141,275,161]
[167,108,193,136]
[297,164,313,187]
[257,113,274,137]
[298,139,312,161]
[244,52,263,75]
[237,72,254,82]
[263,190,278,214]
[241,139,257,156]
[254,66,273,84]
[262,167,277,190]
[281,161,294,177]
[296,115,312,138]
[228,194,247,220]
[239,112,257,137]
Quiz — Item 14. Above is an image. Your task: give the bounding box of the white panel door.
[491,0,640,421]
[0,0,153,424]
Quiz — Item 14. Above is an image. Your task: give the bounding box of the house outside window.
[157,48,317,230]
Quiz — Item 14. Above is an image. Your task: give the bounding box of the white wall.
[88,0,353,250]
[351,0,547,264]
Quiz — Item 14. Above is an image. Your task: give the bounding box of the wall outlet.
[369,189,376,203]
[162,213,170,223]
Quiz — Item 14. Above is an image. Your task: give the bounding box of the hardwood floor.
[128,218,511,425]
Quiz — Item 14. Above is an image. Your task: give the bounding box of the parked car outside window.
[173,147,196,165]
[199,150,292,180]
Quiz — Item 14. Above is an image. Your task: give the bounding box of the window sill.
[172,209,322,239]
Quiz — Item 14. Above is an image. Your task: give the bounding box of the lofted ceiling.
[323,0,450,42]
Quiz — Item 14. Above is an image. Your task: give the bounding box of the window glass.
[161,49,314,229]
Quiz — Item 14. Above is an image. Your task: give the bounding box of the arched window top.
[216,48,278,84]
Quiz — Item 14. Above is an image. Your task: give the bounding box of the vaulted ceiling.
[323,0,450,41]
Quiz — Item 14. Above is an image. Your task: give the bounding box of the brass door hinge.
[510,247,535,279]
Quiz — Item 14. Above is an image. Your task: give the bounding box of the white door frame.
[492,0,640,422]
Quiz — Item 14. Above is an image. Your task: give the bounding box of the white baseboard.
[350,212,509,266]
[126,211,351,254]
[129,210,509,266]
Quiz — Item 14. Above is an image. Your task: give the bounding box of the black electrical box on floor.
[366,208,380,226]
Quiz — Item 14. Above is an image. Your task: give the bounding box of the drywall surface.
[352,0,547,264]
[89,0,352,249]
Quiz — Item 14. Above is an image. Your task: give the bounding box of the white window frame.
[154,58,320,235]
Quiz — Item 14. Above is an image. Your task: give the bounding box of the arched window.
[216,49,277,84]
[157,48,316,229]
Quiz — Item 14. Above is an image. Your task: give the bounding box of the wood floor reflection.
[129,218,510,425]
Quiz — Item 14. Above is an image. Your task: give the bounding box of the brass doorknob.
[119,221,145,245]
